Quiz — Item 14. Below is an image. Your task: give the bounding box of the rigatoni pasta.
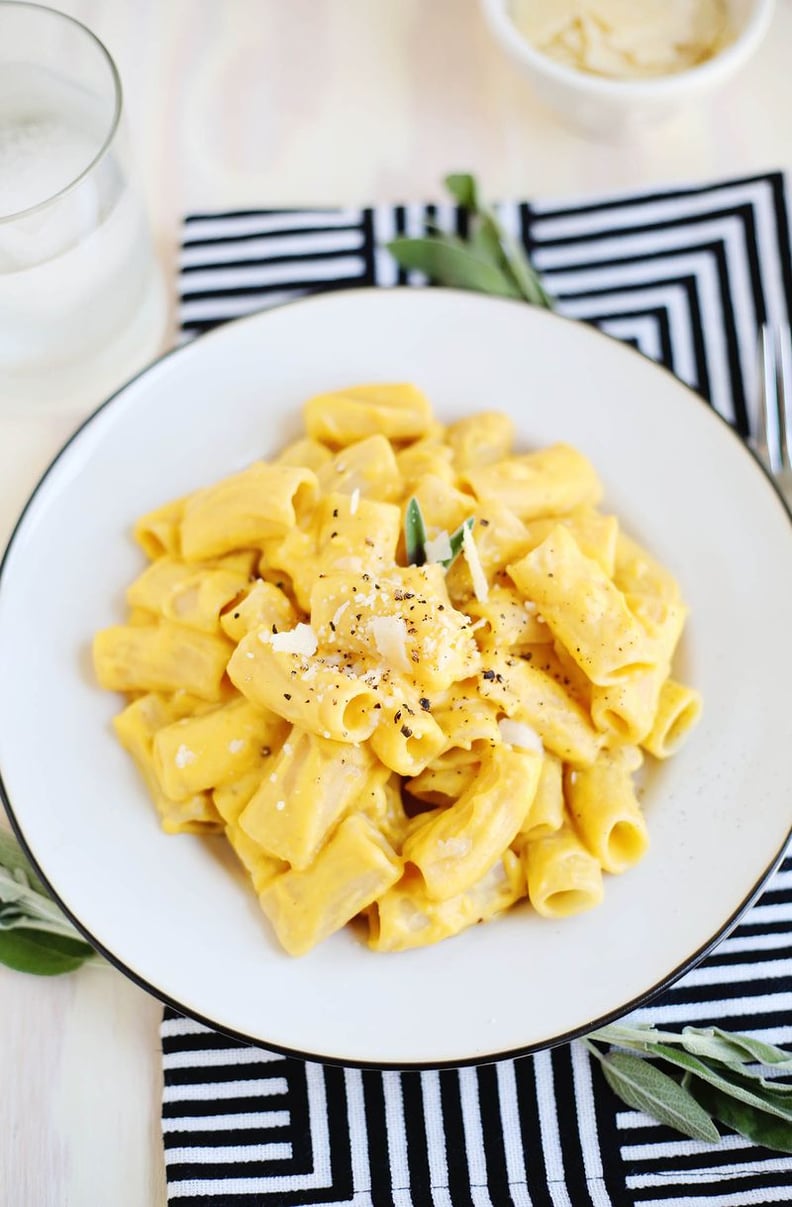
[93,382,700,956]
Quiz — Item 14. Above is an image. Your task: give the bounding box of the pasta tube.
[564,746,648,874]
[227,631,380,742]
[315,492,402,578]
[464,585,553,652]
[516,753,564,842]
[240,728,386,869]
[590,665,668,745]
[304,382,433,446]
[523,825,604,918]
[316,434,402,502]
[462,443,602,519]
[403,745,541,900]
[477,652,601,766]
[310,565,479,692]
[275,436,333,472]
[93,622,233,701]
[258,814,401,956]
[508,526,655,685]
[133,496,189,560]
[369,852,525,952]
[212,761,273,825]
[180,462,318,560]
[396,441,455,491]
[220,579,298,644]
[407,751,482,807]
[642,679,703,758]
[127,559,251,635]
[369,692,447,776]
[519,508,619,577]
[113,695,222,835]
[152,697,288,800]
[225,825,287,893]
[446,410,515,471]
[358,774,412,850]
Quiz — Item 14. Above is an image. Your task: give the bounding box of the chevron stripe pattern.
[166,173,792,1206]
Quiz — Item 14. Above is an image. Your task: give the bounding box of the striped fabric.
[165,172,792,1206]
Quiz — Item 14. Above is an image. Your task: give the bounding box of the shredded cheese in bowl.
[509,0,733,79]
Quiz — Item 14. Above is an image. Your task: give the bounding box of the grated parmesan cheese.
[175,744,196,768]
[227,739,246,754]
[275,800,286,811]
[332,600,350,628]
[349,487,360,515]
[424,530,453,564]
[269,623,318,656]
[497,718,544,753]
[370,615,411,673]
[462,524,489,603]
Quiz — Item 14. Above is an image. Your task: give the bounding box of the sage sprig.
[403,497,428,566]
[0,828,98,976]
[403,496,474,569]
[443,516,475,569]
[586,1023,792,1152]
[387,172,553,309]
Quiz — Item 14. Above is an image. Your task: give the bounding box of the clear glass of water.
[0,2,168,411]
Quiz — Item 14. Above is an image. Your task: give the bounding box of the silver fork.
[753,323,792,506]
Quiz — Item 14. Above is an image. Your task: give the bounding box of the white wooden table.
[2,2,791,1203]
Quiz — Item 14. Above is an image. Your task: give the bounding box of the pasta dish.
[93,384,701,955]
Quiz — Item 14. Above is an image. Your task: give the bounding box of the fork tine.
[777,322,792,471]
[756,325,781,475]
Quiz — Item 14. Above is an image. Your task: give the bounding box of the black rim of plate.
[1,287,791,1071]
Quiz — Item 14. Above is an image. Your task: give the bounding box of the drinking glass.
[0,2,168,411]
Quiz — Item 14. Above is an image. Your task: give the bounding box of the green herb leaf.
[387,235,523,299]
[404,497,428,566]
[444,172,480,212]
[0,927,96,977]
[468,219,507,271]
[496,222,554,308]
[649,1044,792,1123]
[0,826,99,976]
[446,172,553,309]
[588,1023,792,1153]
[688,1079,792,1153]
[443,517,475,568]
[683,1027,792,1073]
[387,173,553,310]
[593,1048,720,1143]
[0,828,47,895]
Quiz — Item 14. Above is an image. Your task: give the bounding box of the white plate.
[1,288,791,1067]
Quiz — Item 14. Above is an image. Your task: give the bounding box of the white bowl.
[480,0,775,138]
[1,289,791,1067]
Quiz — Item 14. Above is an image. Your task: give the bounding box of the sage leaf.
[650,1044,792,1123]
[0,826,100,975]
[498,225,554,308]
[683,1027,792,1073]
[404,497,428,566]
[444,172,480,212]
[468,220,507,271]
[0,928,96,977]
[689,1080,792,1153]
[445,171,553,308]
[443,517,475,568]
[386,236,523,299]
[597,1050,720,1143]
[0,828,47,895]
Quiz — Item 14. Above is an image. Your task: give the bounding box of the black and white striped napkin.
[164,173,792,1206]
